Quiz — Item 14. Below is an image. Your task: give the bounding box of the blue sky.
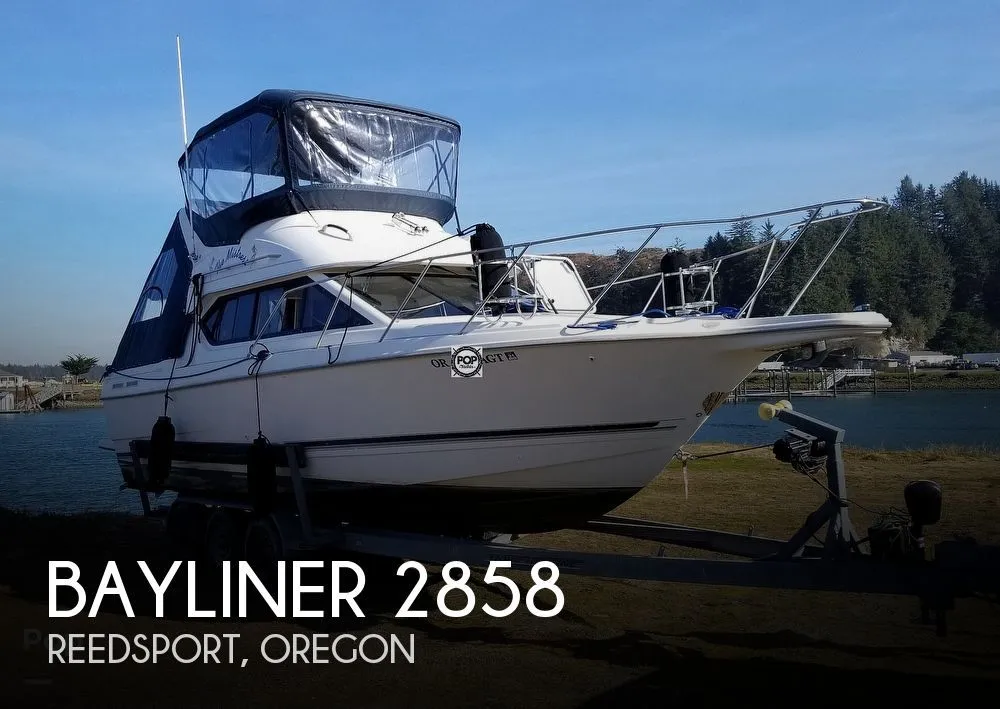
[2,0,998,363]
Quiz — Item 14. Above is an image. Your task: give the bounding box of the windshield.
[289,100,459,200]
[333,269,479,319]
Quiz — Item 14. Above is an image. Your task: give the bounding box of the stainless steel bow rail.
[365,197,886,337]
[236,197,888,354]
[129,402,999,636]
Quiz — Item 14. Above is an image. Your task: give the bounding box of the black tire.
[244,516,285,572]
[242,516,288,614]
[204,508,248,567]
[165,501,208,556]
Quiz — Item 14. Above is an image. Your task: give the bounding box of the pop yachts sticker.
[429,349,519,377]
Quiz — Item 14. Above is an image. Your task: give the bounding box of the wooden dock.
[4,383,79,413]
[731,367,913,401]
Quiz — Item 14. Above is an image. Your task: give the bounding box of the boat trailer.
[132,402,999,636]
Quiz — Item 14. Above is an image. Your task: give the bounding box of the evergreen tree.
[750,219,786,316]
[938,172,999,315]
[928,311,999,355]
[562,169,1000,350]
[60,354,100,382]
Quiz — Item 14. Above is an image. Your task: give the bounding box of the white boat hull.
[103,312,889,533]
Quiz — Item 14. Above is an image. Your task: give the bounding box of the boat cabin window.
[203,279,370,345]
[334,269,479,319]
[182,112,285,219]
[289,101,459,200]
[129,250,179,324]
[110,215,194,372]
[214,291,257,342]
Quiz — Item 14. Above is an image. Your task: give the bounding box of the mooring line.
[676,443,773,461]
[673,443,771,499]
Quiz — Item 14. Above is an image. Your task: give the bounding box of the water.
[1,390,998,514]
[0,408,141,515]
[692,389,1000,450]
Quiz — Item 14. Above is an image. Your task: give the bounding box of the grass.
[525,443,1000,557]
[887,369,1000,390]
[3,444,999,706]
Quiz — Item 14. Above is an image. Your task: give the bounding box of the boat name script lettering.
[430,351,518,368]
[208,245,257,272]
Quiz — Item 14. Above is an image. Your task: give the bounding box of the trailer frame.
[132,403,999,637]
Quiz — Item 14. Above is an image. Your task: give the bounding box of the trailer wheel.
[245,516,285,571]
[204,508,247,567]
[165,500,207,555]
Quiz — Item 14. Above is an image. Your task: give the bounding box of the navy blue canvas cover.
[109,216,193,372]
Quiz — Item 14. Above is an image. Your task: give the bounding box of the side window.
[203,307,222,341]
[232,292,256,340]
[302,286,334,330]
[215,292,256,342]
[255,287,284,337]
[130,250,179,324]
[215,299,238,342]
[330,293,371,329]
[202,281,370,345]
[277,285,370,332]
[282,290,305,331]
[183,112,285,218]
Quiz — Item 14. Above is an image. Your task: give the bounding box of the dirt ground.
[2,444,999,706]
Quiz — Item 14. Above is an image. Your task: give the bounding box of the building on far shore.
[906,350,955,367]
[0,369,25,389]
[857,356,900,371]
[963,352,1000,365]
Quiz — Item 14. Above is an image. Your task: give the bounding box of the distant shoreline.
[55,400,103,409]
[744,368,1000,392]
[12,371,999,415]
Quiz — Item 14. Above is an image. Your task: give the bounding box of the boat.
[101,89,891,536]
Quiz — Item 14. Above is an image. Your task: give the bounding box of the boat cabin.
[107,90,595,376]
[179,89,461,247]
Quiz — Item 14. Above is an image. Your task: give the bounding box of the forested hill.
[567,172,1000,355]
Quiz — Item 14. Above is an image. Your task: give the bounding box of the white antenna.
[176,35,188,145]
[175,35,197,259]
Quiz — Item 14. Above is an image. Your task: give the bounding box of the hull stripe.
[126,420,673,465]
